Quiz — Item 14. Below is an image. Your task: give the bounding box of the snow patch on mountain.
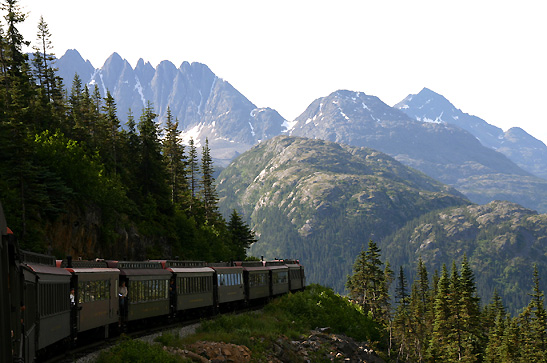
[181,123,205,147]
[282,119,298,133]
[134,76,146,107]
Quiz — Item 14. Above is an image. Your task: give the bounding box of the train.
[0,201,305,362]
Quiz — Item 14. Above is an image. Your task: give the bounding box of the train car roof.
[168,267,214,274]
[209,265,244,272]
[120,268,172,277]
[242,266,270,272]
[65,268,120,274]
[150,260,206,268]
[23,263,72,276]
[267,265,288,270]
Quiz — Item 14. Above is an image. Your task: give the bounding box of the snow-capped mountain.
[395,88,547,179]
[288,90,547,213]
[56,50,286,166]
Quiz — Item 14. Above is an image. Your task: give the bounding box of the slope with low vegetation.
[97,284,385,362]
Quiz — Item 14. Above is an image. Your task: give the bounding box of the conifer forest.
[0,0,255,261]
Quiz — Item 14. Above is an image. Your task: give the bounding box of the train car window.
[106,280,111,299]
[84,281,90,302]
[39,282,70,317]
[133,281,138,302]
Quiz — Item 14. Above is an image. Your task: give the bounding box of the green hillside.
[217,135,470,292]
[381,200,547,313]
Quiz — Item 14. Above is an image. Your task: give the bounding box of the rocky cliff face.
[43,203,170,260]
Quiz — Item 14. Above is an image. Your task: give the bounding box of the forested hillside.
[0,1,254,261]
[380,200,547,314]
[217,135,470,292]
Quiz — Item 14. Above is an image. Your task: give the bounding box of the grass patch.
[96,338,190,363]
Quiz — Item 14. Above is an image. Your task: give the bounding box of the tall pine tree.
[346,240,392,325]
[162,107,188,206]
[199,138,219,222]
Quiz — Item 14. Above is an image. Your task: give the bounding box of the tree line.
[0,0,255,261]
[347,240,547,362]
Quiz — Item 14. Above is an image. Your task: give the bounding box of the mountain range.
[57,50,285,165]
[55,50,547,213]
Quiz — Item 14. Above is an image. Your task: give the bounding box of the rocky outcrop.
[265,329,384,363]
[164,341,252,362]
[165,330,384,363]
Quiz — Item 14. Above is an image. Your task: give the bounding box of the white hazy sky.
[18,0,547,144]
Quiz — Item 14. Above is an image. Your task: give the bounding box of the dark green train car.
[108,261,171,321]
[209,263,245,305]
[62,260,120,335]
[285,260,305,292]
[266,261,289,296]
[164,261,215,311]
[238,261,271,301]
[22,253,72,354]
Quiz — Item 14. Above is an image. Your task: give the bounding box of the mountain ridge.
[396,87,547,179]
[56,49,287,166]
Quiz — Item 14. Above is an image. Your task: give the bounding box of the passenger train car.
[0,201,305,363]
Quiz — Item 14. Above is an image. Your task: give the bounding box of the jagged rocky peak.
[135,58,155,87]
[60,49,87,63]
[290,89,409,134]
[56,49,96,84]
[102,52,124,68]
[395,87,465,124]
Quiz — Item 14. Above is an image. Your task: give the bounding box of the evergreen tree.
[162,107,187,206]
[0,0,37,244]
[346,240,391,325]
[458,255,483,361]
[66,73,83,137]
[393,266,411,361]
[428,264,453,361]
[227,209,257,261]
[199,138,219,222]
[32,16,56,100]
[187,137,199,200]
[518,264,547,361]
[137,101,168,208]
[101,90,120,175]
[118,108,140,204]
